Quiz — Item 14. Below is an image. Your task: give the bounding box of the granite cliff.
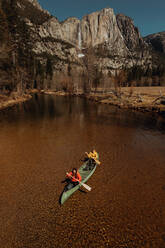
[0,0,164,93]
[59,8,152,72]
[10,0,153,72]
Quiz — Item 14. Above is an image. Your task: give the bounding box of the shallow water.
[0,94,165,248]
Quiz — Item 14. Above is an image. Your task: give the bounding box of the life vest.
[87,151,98,160]
[67,171,82,182]
[86,151,100,165]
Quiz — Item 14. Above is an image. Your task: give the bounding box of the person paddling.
[83,149,100,170]
[64,168,82,191]
[85,149,101,165]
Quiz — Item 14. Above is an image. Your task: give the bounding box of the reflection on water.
[0,94,165,133]
[0,94,165,248]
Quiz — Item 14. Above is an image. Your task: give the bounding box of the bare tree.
[113,70,127,97]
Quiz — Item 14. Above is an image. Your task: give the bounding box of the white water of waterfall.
[78,24,82,50]
[78,23,85,58]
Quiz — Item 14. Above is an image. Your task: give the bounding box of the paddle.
[85,152,101,165]
[66,172,91,191]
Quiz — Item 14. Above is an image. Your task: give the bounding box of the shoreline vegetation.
[0,87,165,116]
[0,89,38,111]
[43,86,165,116]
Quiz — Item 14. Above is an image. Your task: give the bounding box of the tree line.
[56,47,165,95]
[0,0,54,96]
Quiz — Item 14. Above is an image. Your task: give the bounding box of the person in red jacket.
[65,168,82,191]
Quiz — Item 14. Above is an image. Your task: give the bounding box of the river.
[0,94,165,248]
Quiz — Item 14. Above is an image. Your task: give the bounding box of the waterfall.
[78,23,82,50]
[78,22,85,58]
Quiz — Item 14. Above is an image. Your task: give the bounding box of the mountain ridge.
[144,31,165,54]
[0,0,165,94]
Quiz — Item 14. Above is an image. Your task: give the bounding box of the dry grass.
[121,86,165,97]
[85,86,165,115]
[0,93,32,110]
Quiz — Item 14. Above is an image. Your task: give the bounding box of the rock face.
[16,0,51,24]
[144,31,165,54]
[81,8,123,47]
[15,0,80,66]
[116,14,144,51]
[26,0,44,10]
[15,0,153,71]
[1,0,163,92]
[61,18,80,47]
[57,8,152,72]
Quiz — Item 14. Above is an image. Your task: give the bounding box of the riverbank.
[43,87,165,116]
[0,89,69,111]
[0,89,39,111]
[86,87,165,116]
[1,87,165,115]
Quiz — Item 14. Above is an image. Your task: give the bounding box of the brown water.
[0,94,165,248]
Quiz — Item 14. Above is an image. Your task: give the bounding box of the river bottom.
[0,95,165,248]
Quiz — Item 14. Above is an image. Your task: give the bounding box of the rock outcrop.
[61,18,80,47]
[144,31,165,54]
[81,8,123,48]
[116,14,144,51]
[15,0,80,67]
[26,0,46,11]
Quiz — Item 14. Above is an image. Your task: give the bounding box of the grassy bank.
[85,87,165,115]
[44,87,165,116]
[1,87,165,115]
[0,89,40,111]
[0,94,32,111]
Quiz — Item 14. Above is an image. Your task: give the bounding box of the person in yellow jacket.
[84,150,100,171]
[85,150,101,165]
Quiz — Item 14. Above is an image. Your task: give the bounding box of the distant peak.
[101,7,113,11]
[27,0,42,8]
[95,7,114,15]
[144,31,165,38]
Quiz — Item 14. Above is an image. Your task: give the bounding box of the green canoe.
[60,155,99,205]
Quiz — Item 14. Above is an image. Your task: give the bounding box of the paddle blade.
[81,182,91,191]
